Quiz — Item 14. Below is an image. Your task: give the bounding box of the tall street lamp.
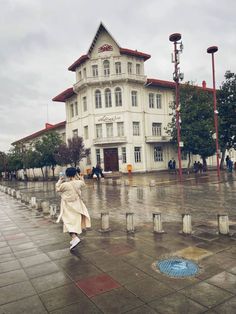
[207,46,220,179]
[169,33,184,180]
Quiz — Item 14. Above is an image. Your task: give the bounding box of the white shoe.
[70,237,81,250]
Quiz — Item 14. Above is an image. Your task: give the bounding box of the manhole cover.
[156,258,199,278]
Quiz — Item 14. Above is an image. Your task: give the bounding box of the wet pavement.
[0,171,236,313]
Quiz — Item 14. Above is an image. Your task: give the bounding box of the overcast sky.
[0,0,236,152]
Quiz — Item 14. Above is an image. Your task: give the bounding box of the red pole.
[207,46,220,179]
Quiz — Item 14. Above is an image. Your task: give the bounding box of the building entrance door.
[103,148,119,171]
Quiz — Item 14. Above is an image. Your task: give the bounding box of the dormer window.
[103,60,110,77]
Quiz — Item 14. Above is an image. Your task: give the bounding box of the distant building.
[12,121,66,150]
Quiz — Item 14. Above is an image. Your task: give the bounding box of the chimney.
[202,80,206,89]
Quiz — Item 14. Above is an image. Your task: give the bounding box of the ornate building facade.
[53,23,193,173]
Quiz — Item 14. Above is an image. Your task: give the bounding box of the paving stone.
[213,296,236,314]
[31,271,72,293]
[0,281,36,306]
[0,260,21,274]
[0,252,16,263]
[24,261,60,279]
[0,269,28,287]
[76,273,120,297]
[125,304,158,314]
[148,292,207,314]
[180,281,233,308]
[39,283,86,312]
[92,287,144,313]
[50,300,103,314]
[107,264,148,285]
[206,271,236,293]
[125,276,174,302]
[19,252,51,268]
[0,295,47,314]
[10,242,37,252]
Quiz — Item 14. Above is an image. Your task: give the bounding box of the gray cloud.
[0,0,236,152]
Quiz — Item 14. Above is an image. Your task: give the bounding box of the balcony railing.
[73,73,146,91]
[93,136,127,145]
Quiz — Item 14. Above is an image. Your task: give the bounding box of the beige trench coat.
[56,178,91,234]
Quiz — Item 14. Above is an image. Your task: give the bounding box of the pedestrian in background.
[56,167,91,250]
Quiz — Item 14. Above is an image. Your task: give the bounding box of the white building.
[52,23,215,173]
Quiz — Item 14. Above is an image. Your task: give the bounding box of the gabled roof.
[68,22,151,72]
[87,22,120,55]
[52,87,76,102]
[12,121,66,145]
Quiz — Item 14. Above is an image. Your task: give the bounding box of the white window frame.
[96,124,102,138]
[115,87,122,106]
[128,62,132,74]
[83,96,87,112]
[96,148,101,164]
[103,60,110,77]
[136,64,141,75]
[115,62,121,75]
[92,65,98,77]
[133,122,140,136]
[70,103,74,118]
[105,88,112,108]
[154,146,163,161]
[106,123,113,137]
[152,123,162,136]
[122,147,127,163]
[84,126,88,140]
[74,102,78,116]
[117,122,124,137]
[73,129,78,137]
[156,94,162,109]
[134,147,141,163]
[131,91,138,107]
[95,90,102,108]
[149,93,154,108]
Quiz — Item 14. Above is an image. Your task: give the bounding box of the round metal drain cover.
[156,258,199,278]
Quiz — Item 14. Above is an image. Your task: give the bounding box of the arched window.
[95,90,102,108]
[115,87,122,106]
[103,60,110,77]
[105,88,112,107]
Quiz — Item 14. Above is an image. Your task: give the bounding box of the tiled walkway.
[0,187,236,313]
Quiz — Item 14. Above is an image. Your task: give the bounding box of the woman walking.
[56,167,91,250]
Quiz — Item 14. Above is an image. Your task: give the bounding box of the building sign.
[98,44,113,53]
[97,115,122,123]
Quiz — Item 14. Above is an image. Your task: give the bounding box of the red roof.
[68,49,150,72]
[12,121,66,145]
[146,78,175,88]
[146,78,214,92]
[68,55,89,72]
[120,48,151,61]
[52,87,76,102]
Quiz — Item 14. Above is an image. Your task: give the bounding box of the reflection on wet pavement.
[2,171,236,226]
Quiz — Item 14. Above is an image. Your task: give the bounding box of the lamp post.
[169,33,184,180]
[207,46,220,179]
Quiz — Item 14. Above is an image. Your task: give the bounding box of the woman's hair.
[65,167,77,177]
